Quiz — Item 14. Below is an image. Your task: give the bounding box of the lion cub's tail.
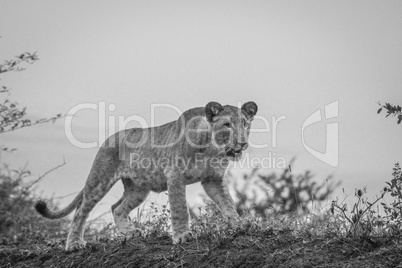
[35,190,83,219]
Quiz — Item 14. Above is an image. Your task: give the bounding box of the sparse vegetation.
[0,50,65,248]
[0,164,68,244]
[0,52,62,142]
[227,160,340,217]
[1,170,402,267]
[1,162,402,267]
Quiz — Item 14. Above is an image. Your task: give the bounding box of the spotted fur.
[35,101,258,251]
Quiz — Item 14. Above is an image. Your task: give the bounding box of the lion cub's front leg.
[166,171,193,244]
[201,176,239,223]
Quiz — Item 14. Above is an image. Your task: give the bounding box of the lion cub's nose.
[237,142,248,150]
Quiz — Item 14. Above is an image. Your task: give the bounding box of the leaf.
[377,108,382,114]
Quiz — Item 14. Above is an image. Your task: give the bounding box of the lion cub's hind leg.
[66,147,120,251]
[66,176,119,251]
[112,178,149,238]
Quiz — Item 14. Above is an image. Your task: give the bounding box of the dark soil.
[1,230,401,268]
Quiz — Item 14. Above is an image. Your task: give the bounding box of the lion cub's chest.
[182,158,227,184]
[115,155,227,192]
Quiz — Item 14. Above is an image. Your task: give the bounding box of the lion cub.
[36,101,257,251]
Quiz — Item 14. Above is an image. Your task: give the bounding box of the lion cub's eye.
[223,123,231,128]
[244,123,250,128]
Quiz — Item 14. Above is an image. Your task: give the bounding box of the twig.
[87,211,111,224]
[0,114,64,134]
[357,192,386,222]
[8,159,66,210]
[53,191,80,200]
[332,203,352,224]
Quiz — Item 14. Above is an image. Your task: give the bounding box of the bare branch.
[8,159,66,210]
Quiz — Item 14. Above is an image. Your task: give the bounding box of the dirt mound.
[1,229,401,267]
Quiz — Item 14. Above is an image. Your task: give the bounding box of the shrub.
[228,160,339,218]
[330,163,402,238]
[382,163,402,234]
[0,164,68,243]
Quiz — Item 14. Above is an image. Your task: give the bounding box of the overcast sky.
[1,0,401,221]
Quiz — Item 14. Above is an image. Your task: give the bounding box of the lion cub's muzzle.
[225,142,248,158]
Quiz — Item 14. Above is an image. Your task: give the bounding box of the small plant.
[146,201,171,236]
[377,102,402,125]
[331,187,386,238]
[382,163,402,235]
[191,199,266,246]
[191,198,230,242]
[330,163,402,238]
[125,193,172,238]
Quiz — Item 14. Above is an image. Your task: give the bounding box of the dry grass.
[1,163,401,267]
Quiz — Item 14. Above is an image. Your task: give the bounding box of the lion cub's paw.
[172,231,193,244]
[65,240,87,252]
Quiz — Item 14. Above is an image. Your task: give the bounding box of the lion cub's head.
[205,101,258,160]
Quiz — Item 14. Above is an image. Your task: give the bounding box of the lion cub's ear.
[241,101,258,119]
[205,101,223,122]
